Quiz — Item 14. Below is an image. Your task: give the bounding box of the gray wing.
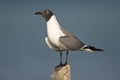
[59,27,85,51]
[59,35,84,51]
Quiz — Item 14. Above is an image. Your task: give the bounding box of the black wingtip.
[89,46,104,51]
[83,45,104,52]
[94,48,104,51]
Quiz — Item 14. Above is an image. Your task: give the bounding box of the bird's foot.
[55,63,63,68]
[55,62,68,71]
[63,61,67,66]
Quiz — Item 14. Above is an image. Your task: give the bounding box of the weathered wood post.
[51,64,71,80]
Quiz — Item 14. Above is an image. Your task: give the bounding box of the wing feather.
[59,36,84,51]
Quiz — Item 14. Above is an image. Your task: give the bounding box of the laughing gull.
[35,9,103,67]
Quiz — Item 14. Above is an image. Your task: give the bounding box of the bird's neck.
[47,15,61,29]
[46,15,65,42]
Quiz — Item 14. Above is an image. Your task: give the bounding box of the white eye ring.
[46,10,49,14]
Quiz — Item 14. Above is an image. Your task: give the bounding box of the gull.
[35,9,103,67]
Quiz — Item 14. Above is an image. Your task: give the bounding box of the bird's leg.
[64,50,69,66]
[60,50,63,65]
[55,50,63,68]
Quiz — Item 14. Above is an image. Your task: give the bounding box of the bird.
[35,9,103,68]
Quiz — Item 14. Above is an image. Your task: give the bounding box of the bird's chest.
[46,16,66,48]
[47,26,65,47]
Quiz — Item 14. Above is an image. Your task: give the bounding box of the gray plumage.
[35,9,104,67]
[59,27,84,51]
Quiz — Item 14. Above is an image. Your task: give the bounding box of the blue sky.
[0,0,120,80]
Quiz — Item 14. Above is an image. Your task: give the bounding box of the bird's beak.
[35,11,42,15]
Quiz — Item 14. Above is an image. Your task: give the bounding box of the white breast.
[47,15,65,48]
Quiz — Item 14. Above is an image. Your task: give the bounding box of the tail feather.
[82,45,104,52]
[87,45,104,51]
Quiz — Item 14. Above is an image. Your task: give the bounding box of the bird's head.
[35,9,53,21]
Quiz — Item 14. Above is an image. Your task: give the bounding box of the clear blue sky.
[0,0,120,80]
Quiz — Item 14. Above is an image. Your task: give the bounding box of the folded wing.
[59,36,84,51]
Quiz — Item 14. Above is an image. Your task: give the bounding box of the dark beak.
[35,11,42,15]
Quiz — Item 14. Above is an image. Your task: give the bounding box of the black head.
[35,9,53,22]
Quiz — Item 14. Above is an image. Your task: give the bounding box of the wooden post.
[51,64,71,80]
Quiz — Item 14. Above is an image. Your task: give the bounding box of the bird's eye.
[45,10,49,14]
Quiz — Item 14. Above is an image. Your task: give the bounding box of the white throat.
[47,15,61,29]
[46,15,65,47]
